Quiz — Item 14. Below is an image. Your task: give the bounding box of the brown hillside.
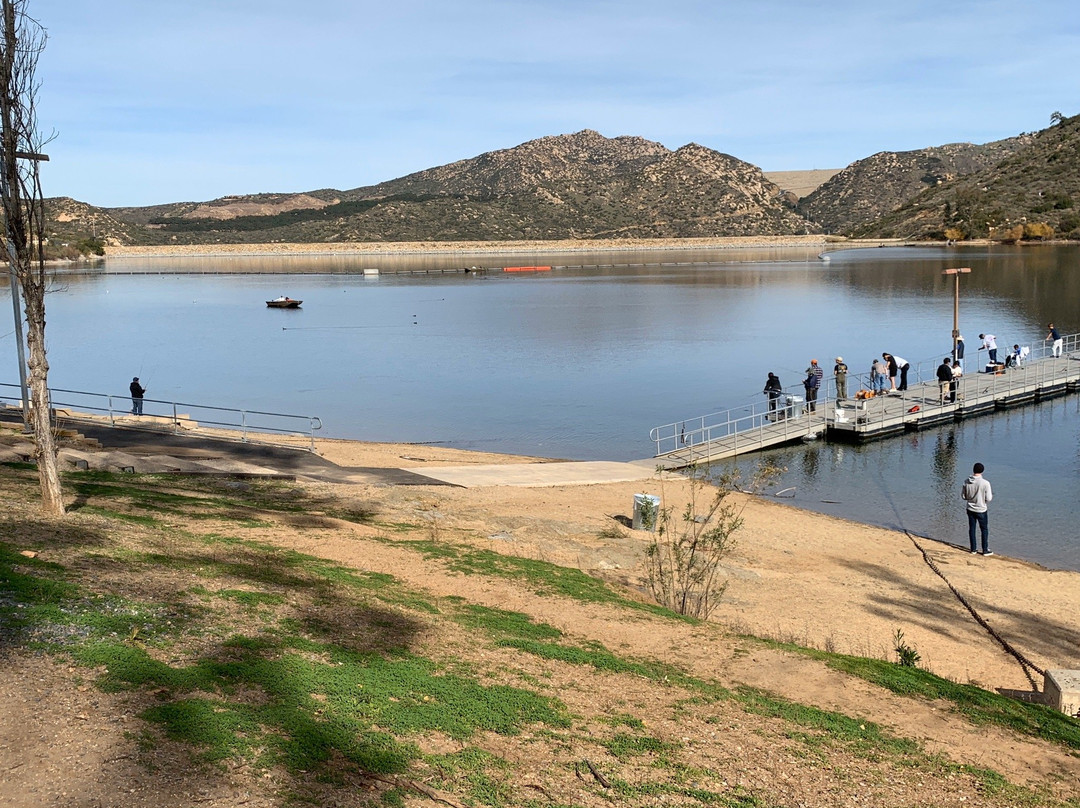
[858,113,1080,240]
[799,137,1029,235]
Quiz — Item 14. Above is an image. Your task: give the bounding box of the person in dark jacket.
[935,358,953,403]
[803,359,823,412]
[763,372,783,419]
[129,377,146,415]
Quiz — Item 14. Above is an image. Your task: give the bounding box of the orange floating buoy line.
[502,266,552,272]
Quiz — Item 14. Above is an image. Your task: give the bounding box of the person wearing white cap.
[833,356,848,400]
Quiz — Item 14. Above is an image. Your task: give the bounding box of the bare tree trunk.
[23,292,62,511]
[1,0,63,515]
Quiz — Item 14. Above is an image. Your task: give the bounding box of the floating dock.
[652,346,1080,468]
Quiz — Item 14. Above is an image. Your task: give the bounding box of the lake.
[3,243,1079,570]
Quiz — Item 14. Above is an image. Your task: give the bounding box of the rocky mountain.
[43,118,1080,248]
[854,113,1080,240]
[46,197,138,247]
[797,137,1030,235]
[45,131,809,246]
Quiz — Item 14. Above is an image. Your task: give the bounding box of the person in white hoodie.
[961,462,993,556]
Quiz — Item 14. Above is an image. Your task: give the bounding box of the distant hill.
[47,131,810,246]
[853,113,1080,240]
[763,169,840,200]
[797,138,1030,235]
[43,117,1080,249]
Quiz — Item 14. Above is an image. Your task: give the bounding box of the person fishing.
[129,376,146,415]
[803,359,823,412]
[763,372,783,419]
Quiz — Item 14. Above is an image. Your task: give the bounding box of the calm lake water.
[3,243,1079,570]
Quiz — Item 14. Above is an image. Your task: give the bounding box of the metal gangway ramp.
[651,394,828,468]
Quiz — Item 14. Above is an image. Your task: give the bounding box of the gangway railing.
[650,380,827,458]
[0,383,323,452]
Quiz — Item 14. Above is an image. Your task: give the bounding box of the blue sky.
[33,0,1080,207]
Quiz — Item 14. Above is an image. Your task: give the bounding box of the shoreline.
[105,235,874,259]
[300,435,1071,573]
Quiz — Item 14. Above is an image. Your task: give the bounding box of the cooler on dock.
[784,395,804,420]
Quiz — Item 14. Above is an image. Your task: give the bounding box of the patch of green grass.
[425,748,512,807]
[323,506,379,525]
[76,505,161,526]
[119,535,439,616]
[215,589,286,608]
[1,460,37,471]
[495,636,699,686]
[729,685,920,759]
[501,632,944,768]
[371,520,419,533]
[0,543,182,647]
[384,536,686,620]
[608,775,763,806]
[77,633,569,775]
[65,471,373,526]
[755,639,1080,752]
[453,604,563,642]
[600,712,645,730]
[600,732,678,760]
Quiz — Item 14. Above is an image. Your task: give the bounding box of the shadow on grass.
[0,509,567,804]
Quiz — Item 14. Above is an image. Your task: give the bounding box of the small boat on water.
[266,296,302,309]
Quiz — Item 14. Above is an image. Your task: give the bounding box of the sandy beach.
[286,435,1080,699]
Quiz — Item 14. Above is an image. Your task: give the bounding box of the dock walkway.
[653,339,1080,468]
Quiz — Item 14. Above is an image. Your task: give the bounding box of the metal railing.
[652,332,1080,457]
[0,383,323,452]
[650,380,827,458]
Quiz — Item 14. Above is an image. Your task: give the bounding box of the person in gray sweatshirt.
[961,462,993,555]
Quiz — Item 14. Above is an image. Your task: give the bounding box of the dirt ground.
[2,436,1079,806]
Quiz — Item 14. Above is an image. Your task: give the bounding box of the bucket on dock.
[785,395,804,420]
[632,493,661,531]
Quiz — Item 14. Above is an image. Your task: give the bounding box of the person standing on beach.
[763,372,783,418]
[833,357,848,400]
[979,333,998,364]
[1046,322,1062,357]
[129,377,146,416]
[803,360,823,412]
[961,462,993,555]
